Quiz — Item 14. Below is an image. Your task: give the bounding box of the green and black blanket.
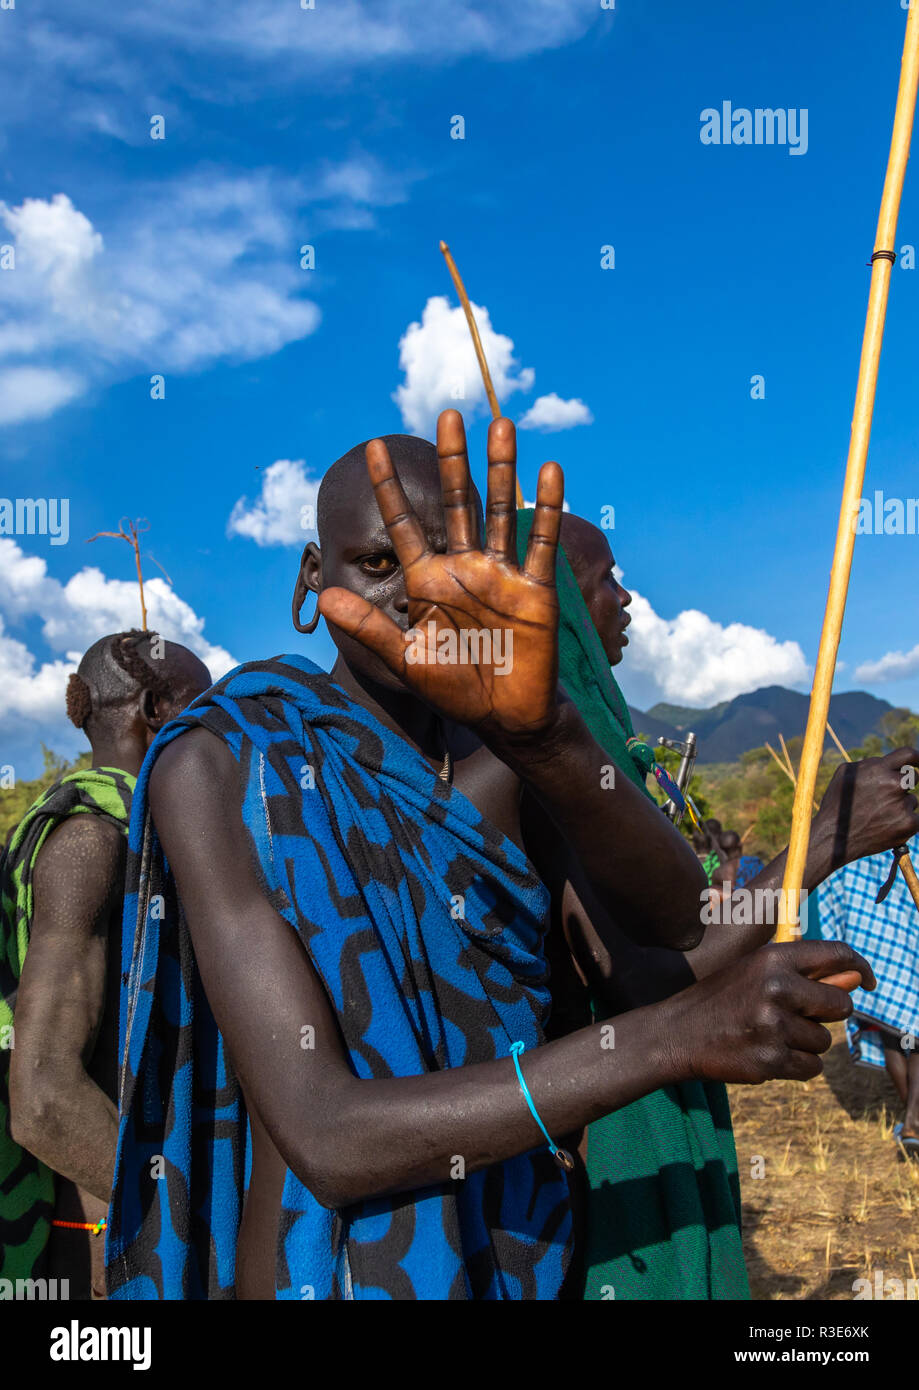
[0,767,134,1278]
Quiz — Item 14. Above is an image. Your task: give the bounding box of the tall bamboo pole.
[439,241,525,508]
[776,6,919,941]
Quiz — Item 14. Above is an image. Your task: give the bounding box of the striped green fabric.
[0,767,134,1278]
[515,510,749,1301]
[702,850,722,885]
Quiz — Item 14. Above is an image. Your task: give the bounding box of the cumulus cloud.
[0,616,88,768]
[228,459,320,547]
[393,296,535,435]
[518,393,594,432]
[854,645,919,685]
[0,367,86,425]
[0,152,419,426]
[0,538,236,767]
[617,586,809,709]
[0,180,321,424]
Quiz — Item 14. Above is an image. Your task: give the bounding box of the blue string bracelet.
[509,1041,574,1171]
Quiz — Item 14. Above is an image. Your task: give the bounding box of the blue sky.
[1,0,917,777]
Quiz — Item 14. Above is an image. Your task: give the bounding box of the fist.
[815,746,919,870]
[664,940,876,1087]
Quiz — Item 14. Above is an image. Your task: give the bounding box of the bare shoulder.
[34,813,124,881]
[30,815,126,936]
[149,726,238,817]
[148,728,259,913]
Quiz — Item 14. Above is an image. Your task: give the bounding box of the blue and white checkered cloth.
[818,835,919,1070]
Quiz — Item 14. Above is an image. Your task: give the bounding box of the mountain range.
[627,685,899,764]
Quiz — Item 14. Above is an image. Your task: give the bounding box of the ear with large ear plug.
[292,543,322,635]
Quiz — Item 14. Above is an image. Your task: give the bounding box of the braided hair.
[66,629,172,730]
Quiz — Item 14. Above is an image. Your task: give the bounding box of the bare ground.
[729,1024,919,1300]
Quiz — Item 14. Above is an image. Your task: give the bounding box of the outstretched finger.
[484,416,518,563]
[436,410,480,553]
[317,587,408,675]
[366,438,431,569]
[521,460,564,585]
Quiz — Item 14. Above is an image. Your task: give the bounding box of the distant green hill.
[630,685,903,764]
[653,706,919,861]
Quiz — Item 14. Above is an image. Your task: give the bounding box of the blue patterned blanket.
[106,654,572,1299]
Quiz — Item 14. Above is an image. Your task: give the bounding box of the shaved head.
[66,630,212,747]
[299,433,483,693]
[318,435,442,549]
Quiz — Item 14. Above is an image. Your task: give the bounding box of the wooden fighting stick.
[439,241,525,509]
[776,6,919,943]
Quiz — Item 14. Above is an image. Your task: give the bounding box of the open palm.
[318,409,564,740]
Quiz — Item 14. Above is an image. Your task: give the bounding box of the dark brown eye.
[359,554,398,577]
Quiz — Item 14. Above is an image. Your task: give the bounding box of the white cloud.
[0,538,236,765]
[228,459,320,547]
[518,393,594,432]
[854,645,919,685]
[617,586,809,709]
[0,367,86,426]
[0,181,320,423]
[5,3,598,91]
[0,616,89,768]
[393,295,535,435]
[0,153,418,425]
[178,0,596,64]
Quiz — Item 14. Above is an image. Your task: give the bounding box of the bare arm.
[571,748,919,1010]
[9,816,123,1203]
[489,699,707,951]
[148,726,873,1211]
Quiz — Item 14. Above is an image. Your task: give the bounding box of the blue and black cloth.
[106,655,572,1300]
[736,854,765,888]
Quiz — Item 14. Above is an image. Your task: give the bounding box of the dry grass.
[729,1024,919,1299]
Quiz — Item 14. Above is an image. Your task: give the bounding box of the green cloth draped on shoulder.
[515,509,749,1301]
[0,767,135,1279]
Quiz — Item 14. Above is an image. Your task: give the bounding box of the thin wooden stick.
[777,6,919,941]
[826,723,919,911]
[765,741,795,783]
[740,823,756,846]
[439,240,525,508]
[825,721,850,763]
[778,732,796,780]
[87,518,151,630]
[766,741,820,812]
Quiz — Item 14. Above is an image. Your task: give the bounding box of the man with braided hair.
[1,629,210,1297]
